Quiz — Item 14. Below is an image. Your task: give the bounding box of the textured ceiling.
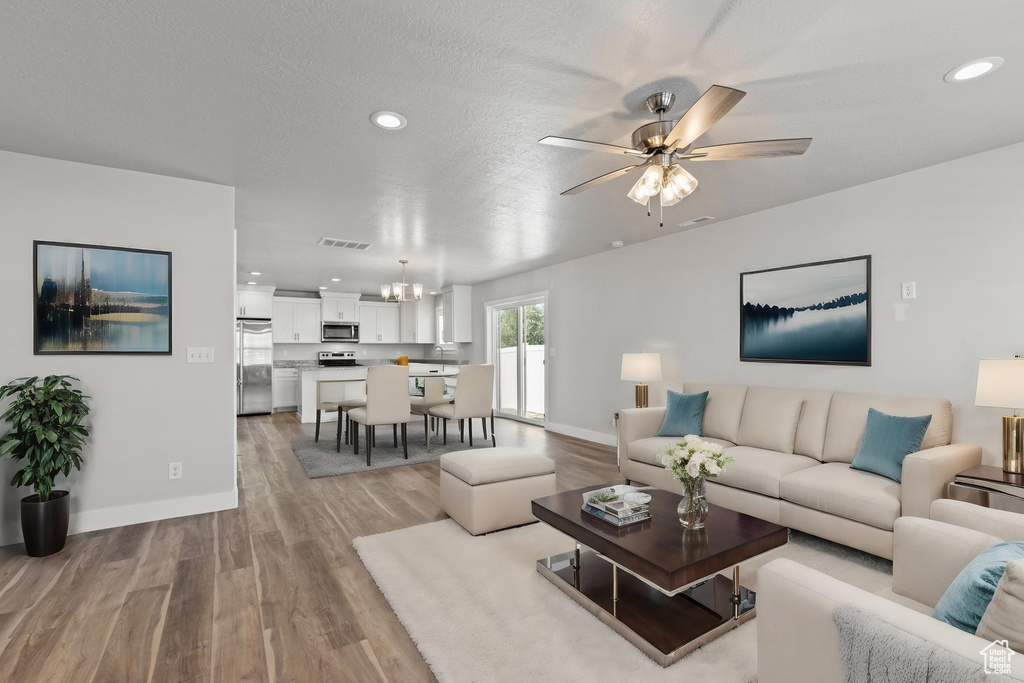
[2,1,1023,294]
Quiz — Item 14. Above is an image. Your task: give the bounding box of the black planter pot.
[21,490,70,557]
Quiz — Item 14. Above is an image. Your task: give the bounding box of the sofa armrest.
[757,558,1020,683]
[891,517,1000,608]
[617,407,665,476]
[901,443,982,519]
[930,498,1024,542]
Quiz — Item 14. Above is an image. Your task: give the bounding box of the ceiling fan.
[538,86,811,226]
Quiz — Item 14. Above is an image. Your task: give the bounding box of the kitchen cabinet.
[358,303,400,344]
[440,285,472,343]
[320,293,360,323]
[400,300,436,344]
[272,297,321,343]
[236,285,275,319]
[272,367,299,411]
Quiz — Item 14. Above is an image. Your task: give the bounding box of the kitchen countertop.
[275,358,468,369]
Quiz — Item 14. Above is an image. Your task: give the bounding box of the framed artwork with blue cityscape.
[34,241,172,354]
[740,255,870,366]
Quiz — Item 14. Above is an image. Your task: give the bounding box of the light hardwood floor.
[0,412,619,682]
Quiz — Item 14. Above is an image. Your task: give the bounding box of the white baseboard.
[545,422,617,447]
[0,487,238,548]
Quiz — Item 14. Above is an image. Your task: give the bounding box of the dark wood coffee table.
[531,485,788,667]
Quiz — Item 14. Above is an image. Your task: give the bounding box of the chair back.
[422,376,446,404]
[452,364,495,419]
[317,380,347,405]
[365,365,411,424]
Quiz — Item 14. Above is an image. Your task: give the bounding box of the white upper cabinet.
[358,302,400,344]
[320,293,360,322]
[272,297,321,343]
[440,285,472,343]
[237,285,275,319]
[400,300,437,344]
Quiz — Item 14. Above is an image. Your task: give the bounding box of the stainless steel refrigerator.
[236,319,273,415]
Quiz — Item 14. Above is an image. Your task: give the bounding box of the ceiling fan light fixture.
[664,164,698,200]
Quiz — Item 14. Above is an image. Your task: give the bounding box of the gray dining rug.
[291,419,492,478]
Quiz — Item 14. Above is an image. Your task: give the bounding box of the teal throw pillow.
[933,542,1024,634]
[849,408,931,483]
[656,391,708,437]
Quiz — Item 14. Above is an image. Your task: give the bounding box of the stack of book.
[583,497,651,527]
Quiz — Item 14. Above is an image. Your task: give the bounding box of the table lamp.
[975,357,1024,473]
[621,353,662,409]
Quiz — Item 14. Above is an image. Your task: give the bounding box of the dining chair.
[347,365,412,466]
[335,382,367,451]
[314,380,344,443]
[411,376,450,438]
[427,364,495,451]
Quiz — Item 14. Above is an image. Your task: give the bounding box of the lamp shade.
[976,358,1024,409]
[621,353,662,382]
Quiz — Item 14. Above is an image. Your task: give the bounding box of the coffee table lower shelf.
[537,547,755,668]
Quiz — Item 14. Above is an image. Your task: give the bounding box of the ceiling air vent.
[676,216,716,228]
[318,237,373,250]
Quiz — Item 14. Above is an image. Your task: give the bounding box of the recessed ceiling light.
[331,278,341,282]
[246,281,257,285]
[371,111,407,130]
[319,286,328,290]
[944,57,1004,83]
[610,240,624,248]
[249,271,261,276]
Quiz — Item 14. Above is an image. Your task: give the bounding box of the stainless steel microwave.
[322,322,359,343]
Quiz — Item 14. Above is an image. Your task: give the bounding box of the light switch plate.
[186,347,215,363]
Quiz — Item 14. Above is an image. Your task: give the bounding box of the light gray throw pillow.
[735,396,803,454]
[976,557,1024,653]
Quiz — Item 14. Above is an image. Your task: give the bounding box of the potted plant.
[0,375,89,557]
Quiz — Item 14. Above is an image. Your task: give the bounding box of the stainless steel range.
[318,351,358,367]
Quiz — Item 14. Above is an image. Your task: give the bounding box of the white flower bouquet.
[659,435,732,483]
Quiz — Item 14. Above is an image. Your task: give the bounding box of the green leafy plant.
[587,489,618,504]
[0,375,90,501]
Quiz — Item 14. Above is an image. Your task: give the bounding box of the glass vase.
[678,478,709,529]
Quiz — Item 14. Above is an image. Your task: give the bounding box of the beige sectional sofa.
[617,383,982,559]
[757,500,1024,682]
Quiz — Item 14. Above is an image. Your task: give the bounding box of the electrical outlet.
[186,347,215,363]
[169,462,182,480]
[901,282,916,300]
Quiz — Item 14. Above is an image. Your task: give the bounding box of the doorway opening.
[493,297,546,423]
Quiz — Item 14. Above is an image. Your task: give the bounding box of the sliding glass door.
[495,300,545,422]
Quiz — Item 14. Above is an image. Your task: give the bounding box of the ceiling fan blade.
[539,136,651,158]
[560,163,648,196]
[687,138,812,161]
[663,85,746,152]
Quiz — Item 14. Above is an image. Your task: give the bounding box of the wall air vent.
[318,237,373,250]
[676,216,716,228]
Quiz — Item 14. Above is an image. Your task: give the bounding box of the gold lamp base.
[634,384,649,409]
[1003,415,1024,474]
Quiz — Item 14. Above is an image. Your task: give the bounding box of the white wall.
[470,142,1024,465]
[0,151,236,546]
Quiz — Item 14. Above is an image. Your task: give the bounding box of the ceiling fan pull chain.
[659,198,664,228]
[647,196,651,218]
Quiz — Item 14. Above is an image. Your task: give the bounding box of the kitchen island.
[297,364,460,424]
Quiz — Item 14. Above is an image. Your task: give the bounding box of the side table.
[948,465,1024,514]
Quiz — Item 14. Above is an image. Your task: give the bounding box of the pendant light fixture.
[380,260,423,303]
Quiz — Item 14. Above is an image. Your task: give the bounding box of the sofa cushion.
[850,408,932,483]
[977,558,1024,653]
[656,390,708,437]
[933,542,1024,635]
[628,436,735,468]
[780,462,902,530]
[741,386,834,460]
[712,446,820,498]
[736,393,803,454]
[822,392,952,464]
[683,383,747,443]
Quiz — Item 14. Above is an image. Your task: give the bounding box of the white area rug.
[354,519,892,683]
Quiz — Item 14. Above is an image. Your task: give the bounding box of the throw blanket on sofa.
[833,604,1008,683]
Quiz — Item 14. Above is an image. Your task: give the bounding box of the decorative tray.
[581,485,652,527]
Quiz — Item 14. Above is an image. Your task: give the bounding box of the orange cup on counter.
[397,355,409,366]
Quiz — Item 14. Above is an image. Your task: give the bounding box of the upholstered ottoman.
[440,447,556,535]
